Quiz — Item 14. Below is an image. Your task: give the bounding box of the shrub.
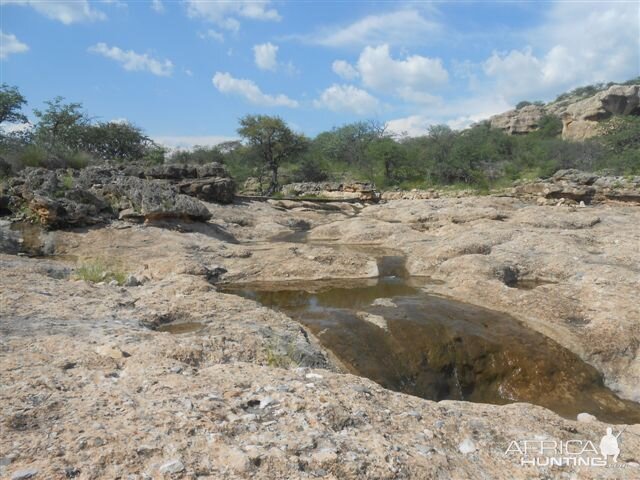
[75,260,127,285]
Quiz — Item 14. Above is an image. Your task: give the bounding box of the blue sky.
[1,1,638,148]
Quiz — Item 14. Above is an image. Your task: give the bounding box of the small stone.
[95,345,127,359]
[372,298,396,308]
[458,438,476,454]
[577,412,597,423]
[305,373,323,380]
[108,280,118,286]
[124,275,142,287]
[64,467,80,478]
[11,469,39,480]
[260,396,276,409]
[159,459,184,475]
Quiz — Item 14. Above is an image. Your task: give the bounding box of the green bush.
[75,260,127,285]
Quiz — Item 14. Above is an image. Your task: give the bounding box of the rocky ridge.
[489,83,639,139]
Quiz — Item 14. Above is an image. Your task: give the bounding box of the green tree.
[33,96,89,154]
[0,84,27,125]
[237,115,308,195]
[79,121,154,162]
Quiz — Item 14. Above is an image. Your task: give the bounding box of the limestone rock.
[561,84,640,140]
[158,459,185,474]
[489,104,547,134]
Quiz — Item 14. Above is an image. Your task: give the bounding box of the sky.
[1,0,639,149]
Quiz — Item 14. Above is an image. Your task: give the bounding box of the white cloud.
[154,135,237,151]
[186,0,280,32]
[386,115,436,137]
[150,0,164,14]
[356,44,448,101]
[2,0,106,24]
[313,84,379,115]
[254,42,278,71]
[303,9,443,48]
[88,43,174,77]
[199,29,224,42]
[482,2,640,102]
[0,31,29,59]
[212,72,298,108]
[332,60,359,80]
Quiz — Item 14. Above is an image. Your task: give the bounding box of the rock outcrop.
[1,163,235,228]
[512,169,640,205]
[558,84,640,140]
[489,83,639,140]
[489,104,547,135]
[281,181,380,201]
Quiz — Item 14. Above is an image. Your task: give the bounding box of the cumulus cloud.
[88,43,174,77]
[186,0,280,32]
[357,45,448,94]
[313,84,379,115]
[2,0,106,24]
[332,60,359,80]
[386,115,436,137]
[198,29,224,43]
[0,31,29,59]
[212,72,298,108]
[482,2,640,102]
[254,42,278,71]
[303,9,443,48]
[150,0,164,14]
[154,135,237,151]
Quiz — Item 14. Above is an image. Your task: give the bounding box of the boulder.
[102,176,212,222]
[178,177,235,204]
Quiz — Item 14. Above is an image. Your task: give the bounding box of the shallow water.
[222,253,640,424]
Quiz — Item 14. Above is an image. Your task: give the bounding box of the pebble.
[576,412,597,423]
[260,396,276,409]
[159,459,184,474]
[11,469,39,480]
[458,438,476,454]
[305,373,323,380]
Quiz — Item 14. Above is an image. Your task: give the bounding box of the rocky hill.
[489,83,639,140]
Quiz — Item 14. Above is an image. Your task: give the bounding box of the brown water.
[222,254,640,424]
[156,322,204,334]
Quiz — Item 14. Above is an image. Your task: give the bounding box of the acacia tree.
[0,84,27,125]
[237,115,308,195]
[33,96,89,154]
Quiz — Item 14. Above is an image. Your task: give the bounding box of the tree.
[0,84,27,125]
[33,96,89,153]
[237,115,308,195]
[79,121,154,162]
